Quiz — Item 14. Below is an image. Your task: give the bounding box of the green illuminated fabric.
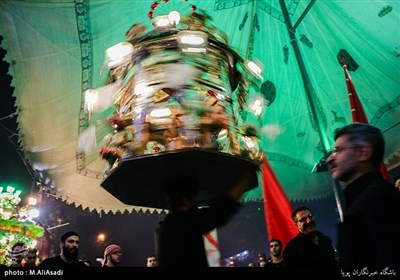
[0,0,399,213]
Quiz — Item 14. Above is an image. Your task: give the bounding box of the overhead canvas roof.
[0,0,399,213]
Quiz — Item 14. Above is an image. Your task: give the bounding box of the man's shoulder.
[364,178,400,202]
[284,233,301,247]
[40,256,60,262]
[38,256,61,267]
[317,230,332,239]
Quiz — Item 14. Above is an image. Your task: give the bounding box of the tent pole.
[278,0,344,222]
[245,0,258,59]
[293,0,316,31]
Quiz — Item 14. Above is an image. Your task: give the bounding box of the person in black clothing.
[265,239,284,272]
[39,231,87,268]
[283,206,336,273]
[24,248,39,267]
[155,171,257,267]
[327,123,400,270]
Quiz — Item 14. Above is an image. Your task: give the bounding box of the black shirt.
[38,256,87,268]
[337,172,400,270]
[284,230,336,269]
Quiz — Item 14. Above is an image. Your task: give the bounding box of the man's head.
[269,239,282,257]
[292,206,316,235]
[258,252,266,261]
[395,178,400,191]
[146,255,158,267]
[103,244,122,267]
[164,176,199,211]
[60,231,80,261]
[11,242,26,264]
[24,248,38,267]
[327,123,384,184]
[259,259,267,267]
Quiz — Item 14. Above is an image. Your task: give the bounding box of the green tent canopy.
[1,0,399,213]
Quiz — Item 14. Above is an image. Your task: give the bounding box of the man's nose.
[326,153,334,163]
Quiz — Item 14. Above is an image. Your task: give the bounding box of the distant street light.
[96,233,106,246]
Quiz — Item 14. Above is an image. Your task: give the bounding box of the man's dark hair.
[258,252,266,259]
[164,176,199,211]
[291,206,311,221]
[61,231,79,243]
[334,123,384,168]
[269,239,282,247]
[11,242,25,251]
[28,248,38,254]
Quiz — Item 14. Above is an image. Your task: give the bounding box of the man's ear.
[358,146,373,162]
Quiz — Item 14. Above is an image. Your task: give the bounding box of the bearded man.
[102,244,122,267]
[283,206,337,276]
[39,231,87,268]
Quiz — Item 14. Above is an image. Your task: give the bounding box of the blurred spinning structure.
[80,2,267,209]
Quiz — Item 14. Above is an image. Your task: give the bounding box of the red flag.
[203,229,221,267]
[342,59,368,124]
[341,59,392,182]
[262,157,298,248]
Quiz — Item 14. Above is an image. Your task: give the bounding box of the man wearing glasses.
[327,123,400,271]
[283,206,336,274]
[102,244,122,267]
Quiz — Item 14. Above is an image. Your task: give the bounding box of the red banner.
[341,58,391,182]
[261,158,298,248]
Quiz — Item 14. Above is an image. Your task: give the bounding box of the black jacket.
[337,172,400,270]
[284,230,337,269]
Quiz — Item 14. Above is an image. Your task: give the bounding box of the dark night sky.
[0,36,341,267]
[0,40,33,196]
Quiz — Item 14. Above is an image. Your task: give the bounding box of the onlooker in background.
[24,248,39,267]
[257,252,267,267]
[259,259,267,267]
[146,255,158,267]
[155,171,257,267]
[39,231,87,268]
[283,206,336,272]
[327,123,400,270]
[265,239,284,272]
[102,244,122,267]
[395,178,400,191]
[9,242,26,267]
[257,252,266,263]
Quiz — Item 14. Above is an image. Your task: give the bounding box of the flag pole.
[341,58,392,182]
[279,0,344,222]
